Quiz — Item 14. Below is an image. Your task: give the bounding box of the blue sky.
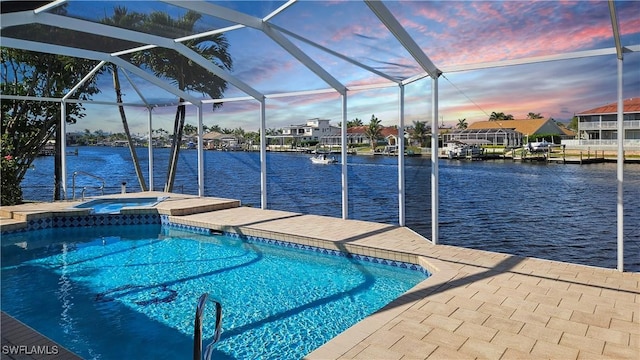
[61,0,640,135]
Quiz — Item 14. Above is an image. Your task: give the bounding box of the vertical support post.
[260,99,267,209]
[341,93,349,220]
[148,107,154,191]
[197,104,204,197]
[60,101,68,199]
[398,85,405,226]
[431,77,439,245]
[616,58,624,272]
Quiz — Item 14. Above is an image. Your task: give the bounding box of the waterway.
[20,146,640,271]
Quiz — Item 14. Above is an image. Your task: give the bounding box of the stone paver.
[2,196,639,359]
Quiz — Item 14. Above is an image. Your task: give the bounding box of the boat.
[526,139,553,152]
[310,154,338,164]
[444,141,483,160]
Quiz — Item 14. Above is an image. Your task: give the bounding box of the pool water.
[73,197,165,214]
[1,224,427,359]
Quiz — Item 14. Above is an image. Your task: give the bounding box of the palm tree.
[347,118,363,128]
[183,123,198,135]
[101,7,148,191]
[527,112,543,119]
[489,112,514,121]
[135,10,232,192]
[411,120,429,147]
[456,118,468,129]
[364,114,382,150]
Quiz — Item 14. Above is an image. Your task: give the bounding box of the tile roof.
[467,118,552,136]
[576,98,640,115]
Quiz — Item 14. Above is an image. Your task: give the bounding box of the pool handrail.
[194,293,222,360]
[72,171,105,200]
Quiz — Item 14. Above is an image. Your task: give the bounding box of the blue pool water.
[1,224,427,359]
[73,197,166,214]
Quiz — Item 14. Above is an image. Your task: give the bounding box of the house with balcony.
[275,118,340,146]
[575,98,640,148]
[321,126,401,148]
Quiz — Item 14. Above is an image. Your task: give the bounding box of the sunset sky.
[53,0,640,134]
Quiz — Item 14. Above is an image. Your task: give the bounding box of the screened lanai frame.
[1,0,638,271]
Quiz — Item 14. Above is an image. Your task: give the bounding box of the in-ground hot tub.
[72,197,167,214]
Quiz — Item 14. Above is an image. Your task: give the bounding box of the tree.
[183,123,198,135]
[456,118,468,130]
[527,112,543,119]
[364,114,382,150]
[1,48,100,203]
[568,116,579,131]
[134,10,232,192]
[489,112,514,121]
[347,118,363,128]
[101,6,148,191]
[411,120,429,147]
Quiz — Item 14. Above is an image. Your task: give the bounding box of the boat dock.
[1,194,638,359]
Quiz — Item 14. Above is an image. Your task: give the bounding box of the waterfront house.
[277,118,340,146]
[444,118,567,147]
[574,98,640,148]
[203,131,241,150]
[321,126,400,148]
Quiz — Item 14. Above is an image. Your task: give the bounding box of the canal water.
[21,146,640,271]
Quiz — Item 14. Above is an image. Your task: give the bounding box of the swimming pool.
[1,223,428,359]
[72,197,166,214]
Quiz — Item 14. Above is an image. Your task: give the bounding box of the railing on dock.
[194,293,222,360]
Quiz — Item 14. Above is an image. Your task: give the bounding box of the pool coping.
[1,193,639,359]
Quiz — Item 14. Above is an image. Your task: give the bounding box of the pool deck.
[1,193,639,359]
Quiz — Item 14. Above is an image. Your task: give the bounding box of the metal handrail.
[72,171,105,200]
[194,293,222,360]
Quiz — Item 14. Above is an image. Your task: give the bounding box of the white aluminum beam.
[398,85,405,226]
[431,77,439,245]
[341,94,349,220]
[33,0,67,14]
[440,46,639,74]
[161,0,263,29]
[165,0,346,94]
[271,24,400,83]
[264,0,297,22]
[260,99,267,209]
[6,12,264,102]
[608,0,623,60]
[616,58,624,272]
[121,69,151,107]
[197,105,205,196]
[2,37,202,105]
[173,43,264,101]
[365,0,440,79]
[62,61,107,101]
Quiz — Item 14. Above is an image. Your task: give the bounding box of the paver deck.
[1,195,638,359]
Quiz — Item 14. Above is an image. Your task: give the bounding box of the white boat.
[310,154,337,164]
[444,141,483,159]
[526,139,553,152]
